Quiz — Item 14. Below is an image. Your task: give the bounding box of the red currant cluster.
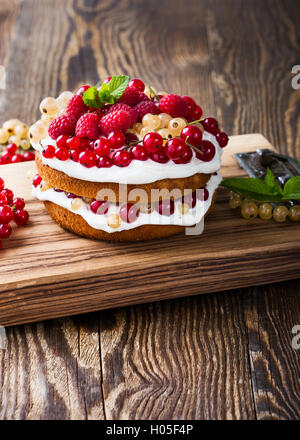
[0,143,35,165]
[0,177,29,250]
[42,77,229,168]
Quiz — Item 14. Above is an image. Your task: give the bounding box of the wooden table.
[0,0,299,420]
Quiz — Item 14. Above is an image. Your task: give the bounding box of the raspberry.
[107,103,137,126]
[99,110,132,136]
[48,115,76,140]
[65,95,89,121]
[158,94,188,118]
[75,113,99,140]
[119,87,149,106]
[134,100,159,121]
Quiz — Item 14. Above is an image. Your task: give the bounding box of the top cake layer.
[29,75,229,185]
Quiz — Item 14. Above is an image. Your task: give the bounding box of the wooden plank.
[0,134,300,327]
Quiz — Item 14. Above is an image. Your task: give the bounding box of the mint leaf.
[264,168,282,194]
[282,176,300,200]
[108,75,129,100]
[221,177,284,202]
[82,87,100,108]
[98,83,114,105]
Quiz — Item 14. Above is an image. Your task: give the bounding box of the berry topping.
[157,199,175,216]
[23,151,35,162]
[56,134,69,148]
[134,101,159,121]
[65,95,89,121]
[76,113,99,140]
[201,117,219,135]
[33,174,42,188]
[79,150,97,168]
[75,84,91,96]
[173,146,193,164]
[180,125,203,147]
[70,149,80,162]
[11,154,23,163]
[165,138,188,160]
[143,132,163,153]
[6,143,17,155]
[94,138,111,156]
[0,193,7,205]
[103,77,112,84]
[99,110,132,136]
[97,156,113,168]
[107,103,138,126]
[129,145,149,161]
[149,150,169,163]
[90,200,109,215]
[0,178,4,191]
[119,86,148,106]
[42,145,56,159]
[108,130,126,149]
[158,94,188,118]
[48,115,76,140]
[119,203,140,223]
[14,209,29,226]
[112,150,132,167]
[193,105,203,120]
[66,136,81,150]
[216,131,229,148]
[182,96,196,119]
[128,78,145,92]
[197,188,209,201]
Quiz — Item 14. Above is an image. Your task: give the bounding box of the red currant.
[23,151,35,161]
[128,78,145,92]
[94,138,111,156]
[183,191,196,208]
[0,177,4,191]
[0,193,7,205]
[70,149,80,162]
[0,223,12,239]
[165,138,188,160]
[149,150,169,163]
[197,188,209,201]
[0,151,12,164]
[216,131,229,148]
[10,154,23,163]
[173,147,193,164]
[125,132,139,144]
[55,147,70,161]
[76,84,91,96]
[1,188,14,204]
[202,117,219,135]
[66,192,76,199]
[119,203,140,223]
[180,125,203,147]
[42,145,56,159]
[129,145,149,161]
[66,136,81,150]
[6,143,17,155]
[14,209,29,226]
[108,131,125,150]
[157,199,175,216]
[143,132,163,153]
[196,140,215,162]
[193,105,203,120]
[12,197,25,210]
[97,156,113,168]
[112,150,132,167]
[90,200,109,215]
[0,205,14,223]
[79,138,91,150]
[56,134,69,148]
[182,96,196,118]
[79,150,97,168]
[103,77,112,85]
[33,174,42,188]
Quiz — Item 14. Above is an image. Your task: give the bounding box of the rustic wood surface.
[0,0,299,419]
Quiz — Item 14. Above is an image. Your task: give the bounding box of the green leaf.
[264,168,282,194]
[108,75,129,100]
[221,177,284,202]
[282,176,300,200]
[82,87,100,108]
[98,83,114,105]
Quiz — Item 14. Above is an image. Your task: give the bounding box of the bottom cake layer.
[43,190,217,242]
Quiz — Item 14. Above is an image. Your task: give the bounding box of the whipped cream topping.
[32,173,222,233]
[32,132,223,185]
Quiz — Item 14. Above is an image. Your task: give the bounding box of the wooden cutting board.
[0,133,299,327]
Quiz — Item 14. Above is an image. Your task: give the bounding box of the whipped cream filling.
[32,173,222,233]
[32,132,223,185]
